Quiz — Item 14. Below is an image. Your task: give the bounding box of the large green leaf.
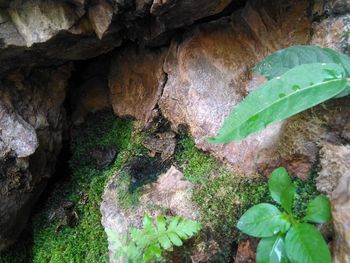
[254,45,350,98]
[285,223,331,263]
[254,45,350,79]
[304,195,332,224]
[237,203,291,237]
[208,63,347,143]
[268,167,296,213]
[257,235,288,263]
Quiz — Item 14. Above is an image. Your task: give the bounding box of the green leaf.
[285,223,331,263]
[208,63,347,143]
[156,216,167,232]
[304,195,332,224]
[237,203,291,237]
[254,45,350,79]
[168,232,183,247]
[158,233,172,250]
[268,167,296,213]
[144,244,162,261]
[256,235,288,263]
[176,220,202,239]
[254,45,350,99]
[168,216,180,231]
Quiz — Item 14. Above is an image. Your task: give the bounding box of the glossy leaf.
[285,223,331,263]
[257,235,288,263]
[254,45,350,79]
[237,203,291,237]
[268,167,296,213]
[208,63,347,143]
[254,45,350,98]
[304,195,332,224]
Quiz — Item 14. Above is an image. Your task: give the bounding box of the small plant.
[209,45,350,143]
[106,214,201,263]
[237,167,332,263]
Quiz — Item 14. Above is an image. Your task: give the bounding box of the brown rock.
[88,0,114,39]
[317,143,350,263]
[0,65,72,250]
[109,46,167,125]
[234,239,258,263]
[311,14,350,53]
[101,165,197,263]
[159,0,311,175]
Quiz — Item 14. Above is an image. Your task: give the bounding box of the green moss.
[292,170,319,219]
[0,118,321,263]
[176,134,321,262]
[116,171,142,209]
[31,111,141,263]
[176,134,218,185]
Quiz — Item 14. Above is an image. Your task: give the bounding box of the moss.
[30,111,141,263]
[116,171,142,209]
[292,170,319,219]
[0,118,321,263]
[176,134,321,262]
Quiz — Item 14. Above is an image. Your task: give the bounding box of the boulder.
[159,0,312,176]
[109,46,167,125]
[0,65,72,250]
[0,0,234,75]
[101,165,197,263]
[317,143,350,263]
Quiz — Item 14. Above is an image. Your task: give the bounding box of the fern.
[106,214,201,263]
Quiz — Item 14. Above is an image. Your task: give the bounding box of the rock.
[311,14,350,54]
[331,0,350,14]
[234,239,258,263]
[0,0,234,75]
[0,65,72,250]
[8,0,83,47]
[101,165,197,262]
[317,143,350,195]
[109,46,167,125]
[88,0,114,39]
[159,0,311,176]
[142,132,176,160]
[317,143,350,263]
[89,145,117,169]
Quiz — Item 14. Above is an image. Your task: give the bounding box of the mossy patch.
[0,116,322,263]
[175,133,321,262]
[30,111,140,263]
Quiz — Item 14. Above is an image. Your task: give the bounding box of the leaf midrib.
[233,77,345,130]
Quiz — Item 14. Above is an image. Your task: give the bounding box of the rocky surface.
[109,46,167,125]
[0,0,233,75]
[0,0,349,258]
[101,165,197,263]
[0,65,72,250]
[159,0,312,176]
[317,143,350,263]
[234,239,257,263]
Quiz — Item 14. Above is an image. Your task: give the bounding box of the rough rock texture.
[0,65,72,250]
[101,165,197,263]
[159,0,312,175]
[234,239,257,263]
[317,144,350,263]
[0,0,234,251]
[0,0,233,75]
[109,46,167,125]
